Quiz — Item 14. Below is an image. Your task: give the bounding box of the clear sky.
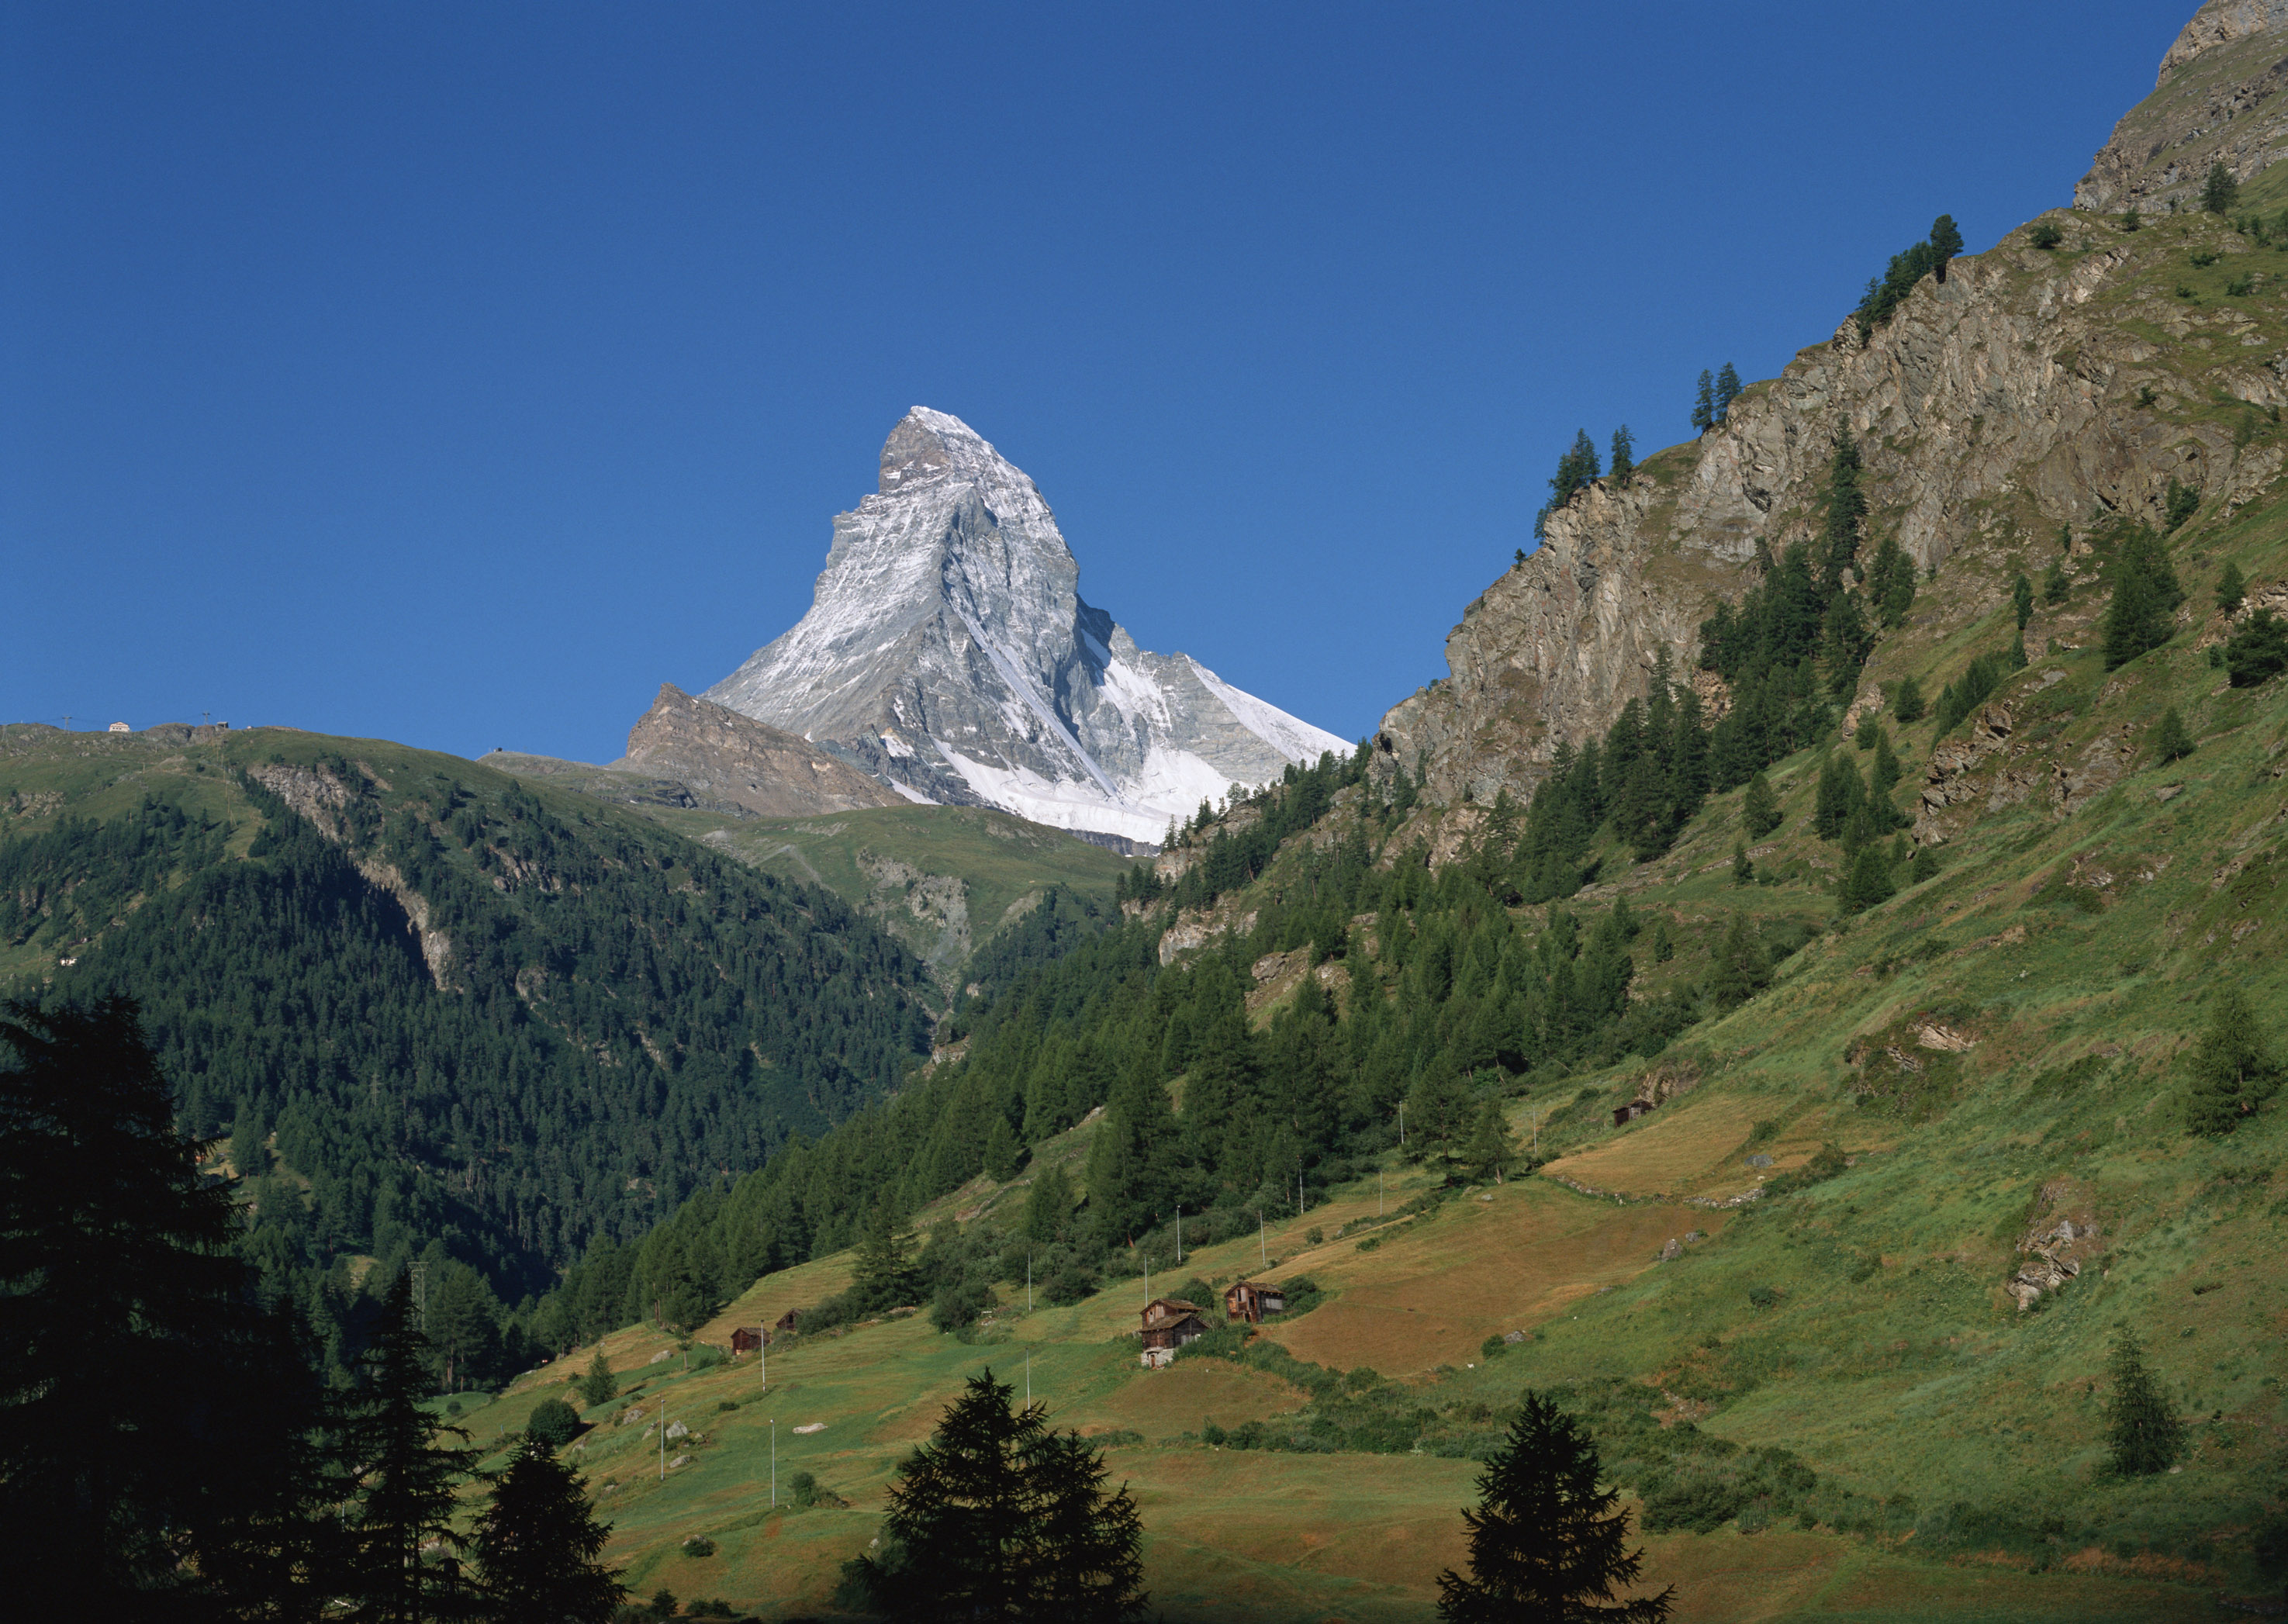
[4,2,2185,760]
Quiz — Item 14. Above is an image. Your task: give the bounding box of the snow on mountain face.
[705,407,1348,845]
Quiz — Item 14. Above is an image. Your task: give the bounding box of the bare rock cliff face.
[1379,204,2287,807]
[2078,1,2288,213]
[616,683,902,817]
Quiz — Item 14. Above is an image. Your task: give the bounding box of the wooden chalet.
[1223,1279,1287,1324]
[1137,1297,1209,1369]
[730,1326,766,1356]
[1612,1099,1654,1128]
[772,1308,800,1335]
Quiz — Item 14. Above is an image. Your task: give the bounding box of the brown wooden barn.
[772,1308,800,1335]
[730,1327,766,1356]
[1223,1279,1287,1324]
[1138,1297,1210,1368]
[1612,1099,1654,1128]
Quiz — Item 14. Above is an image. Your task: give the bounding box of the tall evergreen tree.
[2043,558,2071,606]
[1609,425,1635,482]
[1822,433,1867,587]
[1741,772,1782,838]
[850,1201,924,1312]
[1690,371,1714,434]
[1837,846,1896,916]
[2105,1332,2186,1476]
[0,997,344,1624]
[2101,525,2186,670]
[1892,674,1924,724]
[2217,560,2247,614]
[2203,161,2240,215]
[2012,572,2034,631]
[849,1370,1146,1622]
[1929,213,1965,278]
[471,1439,626,1624]
[1865,534,1917,628]
[1712,362,1742,424]
[344,1272,483,1624]
[579,1349,618,1409]
[2154,707,2194,765]
[1435,1391,1673,1623]
[2184,987,2284,1134]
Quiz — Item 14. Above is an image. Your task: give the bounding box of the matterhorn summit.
[706,407,1346,845]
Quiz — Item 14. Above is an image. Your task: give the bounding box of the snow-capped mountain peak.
[704,407,1346,845]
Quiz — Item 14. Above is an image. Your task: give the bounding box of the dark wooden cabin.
[1612,1099,1654,1128]
[730,1326,766,1356]
[1138,1297,1210,1368]
[1223,1279,1288,1324]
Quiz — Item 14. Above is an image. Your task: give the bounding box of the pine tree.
[2225,609,2288,686]
[0,997,345,1623]
[850,1201,923,1311]
[1706,914,1768,1011]
[2043,558,2070,606]
[1609,425,1635,482]
[983,1114,1022,1183]
[2105,1333,2186,1475]
[848,1370,1146,1622]
[344,1272,484,1623]
[2203,161,2240,216]
[2102,525,2186,669]
[2154,707,2194,764]
[2217,560,2247,614]
[1022,1161,1074,1244]
[1820,590,1873,700]
[1892,674,1925,724]
[471,1438,626,1624]
[579,1349,617,1409]
[1730,841,1754,887]
[1462,1097,1516,1183]
[1868,727,1901,796]
[1813,753,1864,841]
[1822,433,1868,586]
[1741,772,1782,838]
[1435,1391,1673,1624]
[1929,213,1965,276]
[1865,534,1918,630]
[1690,370,1714,434]
[2012,572,2034,631]
[1837,846,1896,916]
[1713,362,1742,424]
[2184,987,2284,1134]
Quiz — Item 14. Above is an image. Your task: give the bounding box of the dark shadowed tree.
[1609,425,1635,482]
[1712,362,1742,424]
[2105,1332,2186,1475]
[471,1437,626,1624]
[1690,371,1714,434]
[0,997,344,1624]
[1436,1390,1673,1623]
[2203,161,2240,215]
[2184,987,2283,1134]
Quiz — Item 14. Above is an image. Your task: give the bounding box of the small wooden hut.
[1223,1279,1287,1324]
[1138,1297,1210,1368]
[730,1326,766,1356]
[1612,1099,1654,1128]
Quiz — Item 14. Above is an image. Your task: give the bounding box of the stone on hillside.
[1660,1238,1682,1262]
[665,1420,690,1441]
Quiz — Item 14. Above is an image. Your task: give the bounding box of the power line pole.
[1175,1205,1183,1263]
[769,1418,776,1508]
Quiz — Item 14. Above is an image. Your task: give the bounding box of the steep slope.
[1383,9,2288,808]
[615,682,904,816]
[2078,0,2288,213]
[704,407,1348,845]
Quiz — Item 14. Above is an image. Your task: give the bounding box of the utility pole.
[659,1400,666,1481]
[1257,1210,1266,1267]
[769,1419,776,1507]
[1399,1103,1405,1146]
[1379,1168,1384,1217]
[1027,1249,1032,1313]
[1025,1350,1032,1408]
[1176,1205,1183,1263]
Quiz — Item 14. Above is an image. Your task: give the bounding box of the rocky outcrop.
[1381,195,2286,810]
[704,408,1346,844]
[2079,2,2288,213]
[615,683,901,818]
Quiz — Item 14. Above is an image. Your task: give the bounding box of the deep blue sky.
[4,2,2184,760]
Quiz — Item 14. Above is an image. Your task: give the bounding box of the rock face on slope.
[1378,16,2288,810]
[615,683,902,817]
[2077,1,2288,213]
[705,407,1346,846]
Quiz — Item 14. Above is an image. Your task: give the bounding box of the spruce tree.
[1690,370,1714,434]
[1022,1161,1074,1244]
[0,997,344,1623]
[1707,915,1768,1011]
[2184,987,2284,1134]
[1865,534,1916,628]
[1713,362,1742,424]
[1822,433,1868,586]
[1837,846,1896,916]
[2154,707,2194,764]
[472,1438,626,1624]
[2105,1332,2186,1475]
[2043,558,2071,606]
[1868,727,1901,796]
[1742,772,1782,838]
[344,1272,484,1623]
[1435,1391,1673,1624]
[2203,161,2240,216]
[2226,609,2288,687]
[983,1114,1022,1183]
[1892,674,1925,724]
[2102,526,2186,670]
[579,1349,617,1409]
[849,1370,1146,1622]
[851,1201,923,1311]
[2012,572,2034,631]
[1462,1097,1516,1183]
[2217,560,2247,614]
[1929,213,1965,276]
[1609,425,1635,482]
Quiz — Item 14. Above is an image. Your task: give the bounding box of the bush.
[929,1278,994,1334]
[787,1469,847,1509]
[682,1536,716,1557]
[527,1397,582,1449]
[2029,220,2063,250]
[2154,707,2194,763]
[1480,1333,1509,1360]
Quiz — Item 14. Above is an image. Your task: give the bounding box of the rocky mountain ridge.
[703,407,1347,846]
[1381,10,2288,810]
